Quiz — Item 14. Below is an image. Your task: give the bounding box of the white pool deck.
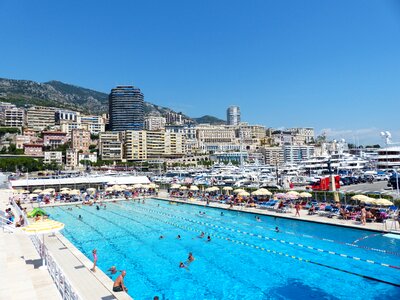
[1,188,399,300]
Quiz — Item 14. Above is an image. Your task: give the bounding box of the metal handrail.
[11,198,81,300]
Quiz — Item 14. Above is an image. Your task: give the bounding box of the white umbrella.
[299,192,312,198]
[238,191,250,197]
[105,187,114,192]
[86,188,97,194]
[222,187,233,191]
[286,191,299,196]
[233,189,246,194]
[189,185,199,191]
[171,184,181,189]
[147,183,158,189]
[33,189,43,194]
[179,186,188,191]
[68,189,81,195]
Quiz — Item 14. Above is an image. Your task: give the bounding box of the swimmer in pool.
[275,226,279,233]
[199,232,205,238]
[220,212,224,216]
[108,266,118,274]
[187,252,195,263]
[78,215,82,220]
[207,236,211,242]
[179,262,188,269]
[96,205,100,210]
[256,217,262,222]
[159,235,164,239]
[177,235,181,239]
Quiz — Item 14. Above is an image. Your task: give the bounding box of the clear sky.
[1,0,400,144]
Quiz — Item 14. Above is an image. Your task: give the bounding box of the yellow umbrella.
[14,189,30,194]
[33,189,43,194]
[171,184,181,189]
[351,195,369,201]
[238,191,250,197]
[223,187,233,191]
[29,193,39,198]
[205,186,219,192]
[286,191,300,196]
[120,184,128,189]
[43,188,55,194]
[60,187,70,191]
[105,187,114,192]
[189,185,199,191]
[22,219,65,268]
[22,219,64,235]
[147,183,158,189]
[86,188,97,194]
[179,186,188,191]
[373,198,394,206]
[253,189,272,196]
[299,192,312,198]
[68,189,81,195]
[233,189,246,194]
[132,184,143,189]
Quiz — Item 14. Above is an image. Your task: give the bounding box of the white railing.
[0,214,15,232]
[11,198,81,300]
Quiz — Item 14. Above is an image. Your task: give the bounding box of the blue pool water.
[46,199,400,300]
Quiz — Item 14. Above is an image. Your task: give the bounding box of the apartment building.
[0,103,25,127]
[144,116,166,131]
[71,129,90,152]
[99,132,123,161]
[42,131,68,149]
[44,151,63,165]
[81,115,106,135]
[196,124,238,152]
[26,106,56,130]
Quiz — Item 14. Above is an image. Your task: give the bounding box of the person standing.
[295,202,301,217]
[360,206,367,225]
[91,249,98,272]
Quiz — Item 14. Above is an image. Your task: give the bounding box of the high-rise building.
[71,129,90,152]
[26,106,56,130]
[109,86,144,131]
[227,106,241,126]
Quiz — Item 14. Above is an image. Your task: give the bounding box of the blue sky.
[1,0,400,144]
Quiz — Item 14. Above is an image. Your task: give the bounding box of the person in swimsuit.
[159,235,164,239]
[179,262,188,269]
[187,252,195,263]
[108,266,118,275]
[199,232,205,238]
[207,236,211,242]
[275,226,279,233]
[113,270,128,292]
[360,206,367,225]
[177,235,181,239]
[91,249,97,272]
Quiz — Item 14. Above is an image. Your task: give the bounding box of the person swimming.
[108,266,118,274]
[96,205,100,210]
[199,232,205,238]
[220,212,224,216]
[256,216,262,222]
[78,215,82,220]
[159,235,164,239]
[207,236,211,242]
[177,235,181,239]
[275,226,279,233]
[187,252,194,263]
[179,262,187,268]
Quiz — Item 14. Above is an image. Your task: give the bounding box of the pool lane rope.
[144,202,400,256]
[129,204,400,271]
[120,204,400,288]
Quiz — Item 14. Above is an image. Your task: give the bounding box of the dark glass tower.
[109,86,144,131]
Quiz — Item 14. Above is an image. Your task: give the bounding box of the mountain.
[0,77,225,124]
[193,115,226,125]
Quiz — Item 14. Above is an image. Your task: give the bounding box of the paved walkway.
[0,189,60,300]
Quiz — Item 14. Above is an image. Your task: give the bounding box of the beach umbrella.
[251,190,261,196]
[189,185,199,191]
[299,192,312,198]
[22,219,64,268]
[68,189,81,195]
[373,198,394,206]
[286,191,300,196]
[222,187,233,191]
[86,188,97,194]
[132,184,143,189]
[360,197,374,204]
[179,186,188,190]
[238,191,250,197]
[254,189,272,196]
[147,183,158,189]
[275,193,286,199]
[233,189,246,194]
[32,189,43,194]
[43,188,55,194]
[15,189,30,194]
[120,184,128,189]
[351,195,369,201]
[105,187,114,192]
[170,184,181,189]
[286,193,299,200]
[29,193,39,198]
[60,187,70,192]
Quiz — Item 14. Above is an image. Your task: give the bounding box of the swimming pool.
[46,199,400,300]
